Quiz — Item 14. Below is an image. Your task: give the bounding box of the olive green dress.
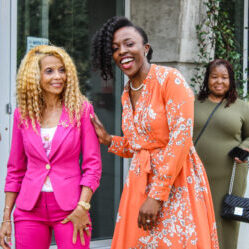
[193,98,249,249]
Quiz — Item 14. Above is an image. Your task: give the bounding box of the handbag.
[221,162,249,223]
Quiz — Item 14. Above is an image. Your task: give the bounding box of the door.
[1,0,124,248]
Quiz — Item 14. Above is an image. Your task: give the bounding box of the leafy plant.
[192,0,248,99]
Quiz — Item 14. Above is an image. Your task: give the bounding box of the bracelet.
[77,201,91,211]
[1,220,12,224]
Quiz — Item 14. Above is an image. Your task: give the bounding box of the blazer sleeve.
[5,108,27,192]
[80,103,102,192]
[148,69,194,201]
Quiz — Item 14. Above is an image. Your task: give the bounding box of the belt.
[134,149,152,195]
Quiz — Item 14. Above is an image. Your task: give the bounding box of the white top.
[40,127,57,192]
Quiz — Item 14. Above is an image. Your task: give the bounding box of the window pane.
[17,0,123,241]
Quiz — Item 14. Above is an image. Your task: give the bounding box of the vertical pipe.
[10,0,17,135]
[24,0,30,37]
[122,0,131,186]
[41,0,49,38]
[10,2,17,247]
[125,0,130,19]
[113,0,126,219]
[243,0,248,97]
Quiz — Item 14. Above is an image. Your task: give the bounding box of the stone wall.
[130,0,208,86]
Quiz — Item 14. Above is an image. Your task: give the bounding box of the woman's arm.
[235,101,249,164]
[0,109,27,248]
[0,192,18,249]
[149,69,194,202]
[239,101,249,149]
[5,109,27,192]
[79,103,102,192]
[91,114,134,158]
[1,192,17,220]
[108,135,134,158]
[61,186,93,245]
[62,103,101,245]
[138,69,194,230]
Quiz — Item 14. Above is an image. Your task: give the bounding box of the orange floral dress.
[109,64,219,249]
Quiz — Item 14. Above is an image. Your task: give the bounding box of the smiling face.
[208,64,230,99]
[112,26,150,80]
[40,55,66,98]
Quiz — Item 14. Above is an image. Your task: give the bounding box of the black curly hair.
[91,16,153,81]
[198,59,238,107]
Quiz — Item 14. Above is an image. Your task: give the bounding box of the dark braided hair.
[198,59,238,107]
[91,16,153,80]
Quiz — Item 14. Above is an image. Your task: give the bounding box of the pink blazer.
[4,102,102,211]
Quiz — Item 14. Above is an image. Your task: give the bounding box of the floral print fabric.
[109,65,219,249]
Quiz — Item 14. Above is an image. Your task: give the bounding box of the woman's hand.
[0,221,12,249]
[90,114,112,146]
[234,148,249,164]
[138,197,161,231]
[61,206,91,245]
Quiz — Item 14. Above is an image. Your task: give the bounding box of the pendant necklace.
[130,81,144,91]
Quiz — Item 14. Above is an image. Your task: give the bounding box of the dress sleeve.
[5,108,27,192]
[148,69,194,201]
[80,103,102,192]
[239,101,249,150]
[108,135,134,158]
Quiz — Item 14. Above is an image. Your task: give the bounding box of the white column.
[122,0,131,185]
[41,0,49,38]
[243,0,248,97]
[125,0,131,19]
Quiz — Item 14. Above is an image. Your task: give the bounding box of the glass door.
[17,0,124,246]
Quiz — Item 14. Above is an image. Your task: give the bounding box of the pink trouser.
[13,192,91,249]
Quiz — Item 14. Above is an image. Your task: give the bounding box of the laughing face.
[40,55,66,97]
[112,26,150,80]
[208,64,230,99]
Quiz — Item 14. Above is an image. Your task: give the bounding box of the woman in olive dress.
[193,59,249,249]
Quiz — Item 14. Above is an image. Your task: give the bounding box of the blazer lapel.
[25,122,49,162]
[48,105,73,160]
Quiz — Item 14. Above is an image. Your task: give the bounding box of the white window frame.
[0,0,17,246]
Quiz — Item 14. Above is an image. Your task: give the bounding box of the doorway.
[0,0,125,248]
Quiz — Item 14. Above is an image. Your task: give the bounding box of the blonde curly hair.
[17,45,88,130]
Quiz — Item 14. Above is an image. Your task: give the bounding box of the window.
[17,0,124,244]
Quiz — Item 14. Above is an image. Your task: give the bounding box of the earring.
[145,51,148,57]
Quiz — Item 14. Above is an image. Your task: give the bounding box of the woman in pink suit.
[0,45,101,249]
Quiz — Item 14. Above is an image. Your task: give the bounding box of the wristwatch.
[78,201,91,211]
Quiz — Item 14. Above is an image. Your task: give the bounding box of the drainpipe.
[243,0,248,97]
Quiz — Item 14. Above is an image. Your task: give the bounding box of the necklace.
[130,82,144,91]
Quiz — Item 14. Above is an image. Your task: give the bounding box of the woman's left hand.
[61,206,91,245]
[138,197,161,231]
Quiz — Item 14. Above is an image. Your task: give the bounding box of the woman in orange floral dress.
[91,16,219,249]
